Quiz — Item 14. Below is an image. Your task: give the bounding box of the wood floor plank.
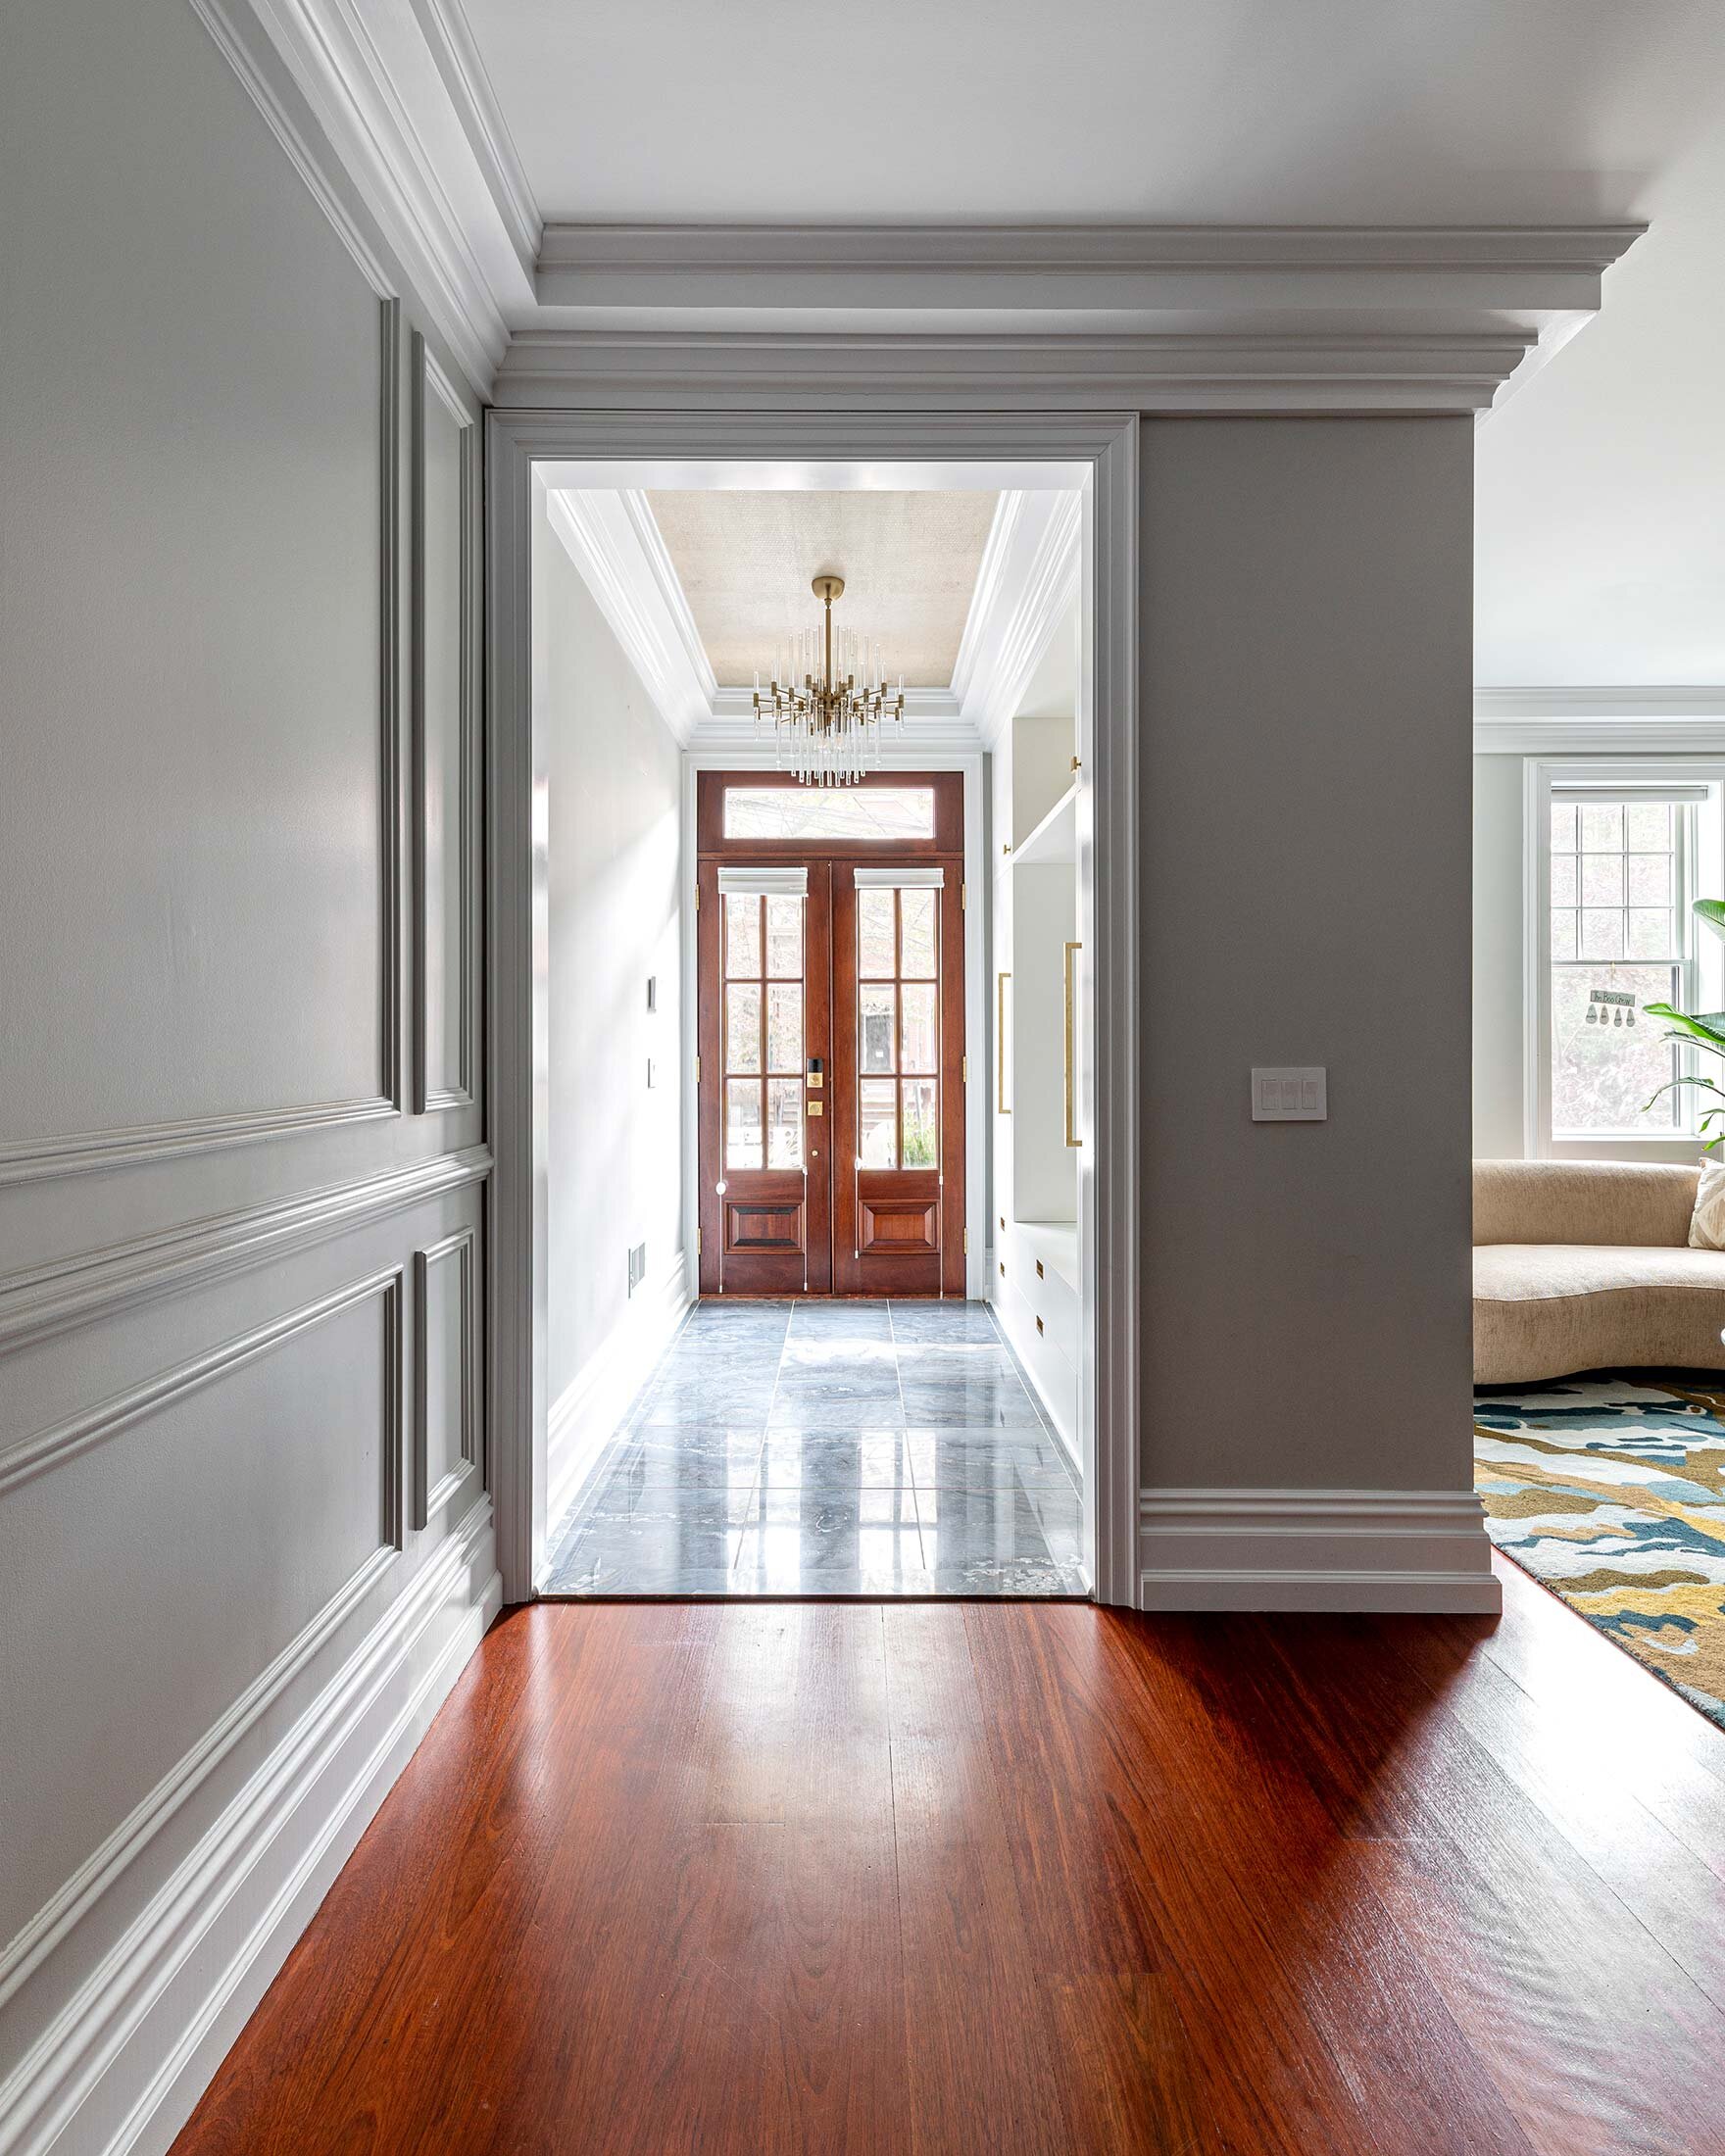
[1257,1604,1725,2156]
[170,1583,1725,2156]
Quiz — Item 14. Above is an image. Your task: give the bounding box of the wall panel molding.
[0,1138,490,1359]
[0,1500,498,2156]
[413,1226,480,1529]
[0,296,407,1190]
[411,328,481,1113]
[0,1268,405,2016]
[0,1265,405,1511]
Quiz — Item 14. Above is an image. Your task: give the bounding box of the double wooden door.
[696,771,965,1298]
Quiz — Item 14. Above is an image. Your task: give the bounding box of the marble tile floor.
[541,1298,1087,1598]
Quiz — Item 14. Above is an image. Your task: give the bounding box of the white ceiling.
[461,0,1725,688]
[646,491,999,687]
[464,0,1724,224]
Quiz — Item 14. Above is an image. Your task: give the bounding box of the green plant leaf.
[1695,899,1725,946]
[1644,1003,1725,1055]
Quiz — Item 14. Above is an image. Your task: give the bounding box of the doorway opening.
[489,427,1141,1605]
[698,769,965,1299]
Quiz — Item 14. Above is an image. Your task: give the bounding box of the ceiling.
[464,0,1724,225]
[646,491,999,687]
[460,0,1725,689]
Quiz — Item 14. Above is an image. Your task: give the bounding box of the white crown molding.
[536,220,1642,308]
[496,327,1545,415]
[190,0,533,394]
[952,491,1083,749]
[1473,688,1725,754]
[542,487,712,744]
[1138,1488,1500,1612]
[403,0,541,275]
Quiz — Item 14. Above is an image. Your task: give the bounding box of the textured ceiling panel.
[645,490,999,687]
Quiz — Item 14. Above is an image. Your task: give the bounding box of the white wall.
[535,495,689,1520]
[1474,756,1528,1158]
[1136,417,1475,1499]
[0,2,495,2149]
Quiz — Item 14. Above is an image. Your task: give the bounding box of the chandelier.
[753,574,905,786]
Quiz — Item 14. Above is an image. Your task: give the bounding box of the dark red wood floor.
[171,1556,1725,2155]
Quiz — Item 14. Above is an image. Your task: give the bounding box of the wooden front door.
[696,772,965,1298]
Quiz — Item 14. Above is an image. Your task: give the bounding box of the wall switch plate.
[1252,1066,1326,1121]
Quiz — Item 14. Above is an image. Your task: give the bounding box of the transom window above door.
[722,786,936,843]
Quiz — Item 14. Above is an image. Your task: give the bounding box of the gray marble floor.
[541,1298,1087,1597]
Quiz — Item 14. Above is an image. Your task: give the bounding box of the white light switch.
[1252,1066,1326,1121]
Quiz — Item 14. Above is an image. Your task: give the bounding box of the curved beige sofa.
[1474,1159,1725,1384]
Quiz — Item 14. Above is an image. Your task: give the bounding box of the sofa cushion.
[1474,1158,1699,1249]
[1474,1242,1725,1385]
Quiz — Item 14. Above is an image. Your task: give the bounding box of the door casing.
[695,769,967,1298]
[486,412,1142,1610]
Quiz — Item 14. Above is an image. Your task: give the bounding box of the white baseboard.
[1138,1488,1501,1612]
[546,1253,693,1528]
[0,1501,500,2156]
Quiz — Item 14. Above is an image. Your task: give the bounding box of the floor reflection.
[541,1298,1086,1597]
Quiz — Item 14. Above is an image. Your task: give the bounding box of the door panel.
[697,860,831,1295]
[831,862,965,1297]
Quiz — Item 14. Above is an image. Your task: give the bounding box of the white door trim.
[487,409,1141,1608]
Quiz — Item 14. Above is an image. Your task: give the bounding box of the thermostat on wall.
[1252,1067,1326,1121]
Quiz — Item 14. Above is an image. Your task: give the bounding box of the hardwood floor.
[171,1556,1725,2156]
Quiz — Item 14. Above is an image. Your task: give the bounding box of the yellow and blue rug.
[1475,1375,1725,1731]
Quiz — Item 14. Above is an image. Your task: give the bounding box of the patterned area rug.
[1475,1374,1725,1731]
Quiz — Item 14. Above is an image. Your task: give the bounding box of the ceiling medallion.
[753,573,905,786]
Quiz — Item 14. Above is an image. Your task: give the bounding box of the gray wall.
[535,498,688,1416]
[0,0,494,2142]
[1137,417,1474,1495]
[1474,754,1527,1158]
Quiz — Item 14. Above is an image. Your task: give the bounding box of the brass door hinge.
[697,1227,702,1253]
[961,1054,969,1082]
[962,1229,969,1254]
[694,883,700,911]
[694,1054,701,1084]
[961,881,968,907]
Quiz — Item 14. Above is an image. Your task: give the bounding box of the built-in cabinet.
[988,632,1084,1465]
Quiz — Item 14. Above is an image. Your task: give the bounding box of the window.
[723,786,935,843]
[1549,794,1688,1137]
[722,891,805,1170]
[856,883,940,1169]
[1530,765,1725,1155]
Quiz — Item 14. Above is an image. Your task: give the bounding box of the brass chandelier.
[753,574,905,786]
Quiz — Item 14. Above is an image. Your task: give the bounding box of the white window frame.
[1523,758,1725,1160]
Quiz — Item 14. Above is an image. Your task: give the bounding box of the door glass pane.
[859,985,896,1074]
[724,786,935,841]
[726,983,762,1073]
[765,894,803,977]
[725,893,762,978]
[858,889,896,978]
[902,1078,938,1166]
[766,983,804,1073]
[900,889,936,978]
[766,1078,804,1168]
[860,1079,897,1167]
[901,983,937,1074]
[725,1080,764,1168]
